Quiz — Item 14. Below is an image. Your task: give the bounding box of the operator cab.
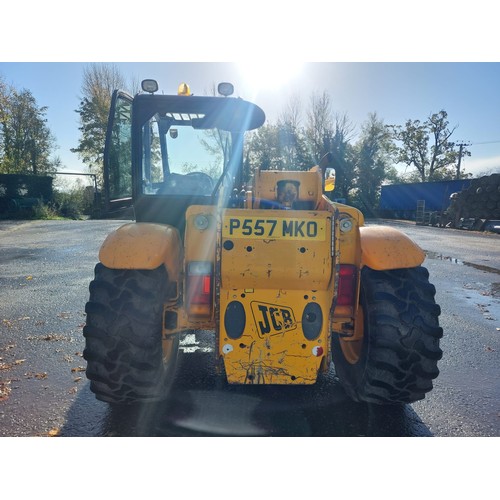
[103,79,265,232]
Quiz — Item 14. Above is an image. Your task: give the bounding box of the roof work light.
[141,79,158,94]
[217,82,234,97]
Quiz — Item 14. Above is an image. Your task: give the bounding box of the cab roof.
[132,93,266,132]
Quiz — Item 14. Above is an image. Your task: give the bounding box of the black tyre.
[83,263,179,404]
[332,266,443,405]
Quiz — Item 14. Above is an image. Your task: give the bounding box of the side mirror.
[324,167,335,192]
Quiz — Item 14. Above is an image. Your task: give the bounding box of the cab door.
[103,90,133,214]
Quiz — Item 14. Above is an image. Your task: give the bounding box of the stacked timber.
[453,173,500,220]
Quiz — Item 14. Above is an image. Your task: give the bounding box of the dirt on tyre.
[332,266,443,405]
[83,263,179,405]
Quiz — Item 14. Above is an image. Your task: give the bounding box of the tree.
[302,92,360,201]
[72,63,127,186]
[305,91,334,164]
[329,113,356,202]
[0,85,56,175]
[0,75,10,124]
[389,110,468,182]
[245,123,283,171]
[277,93,312,170]
[353,113,394,215]
[0,76,11,168]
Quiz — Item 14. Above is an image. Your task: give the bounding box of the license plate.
[222,216,326,241]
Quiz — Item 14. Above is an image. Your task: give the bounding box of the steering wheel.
[185,171,214,193]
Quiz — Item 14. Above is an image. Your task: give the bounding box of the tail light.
[186,261,213,317]
[337,265,357,306]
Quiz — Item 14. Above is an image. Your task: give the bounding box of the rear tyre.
[332,266,443,405]
[83,263,178,404]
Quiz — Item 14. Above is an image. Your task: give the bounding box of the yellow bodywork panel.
[253,169,323,209]
[219,289,332,384]
[99,222,182,280]
[221,209,333,291]
[184,206,217,264]
[219,208,334,384]
[360,226,425,270]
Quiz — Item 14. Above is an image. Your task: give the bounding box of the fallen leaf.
[73,377,82,383]
[0,344,16,351]
[1,360,24,370]
[25,372,48,380]
[71,366,86,373]
[43,334,64,341]
[69,387,77,394]
[0,380,12,401]
[26,334,70,342]
[26,276,33,281]
[48,428,60,437]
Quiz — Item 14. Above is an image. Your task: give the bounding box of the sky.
[1,61,499,185]
[1,1,499,188]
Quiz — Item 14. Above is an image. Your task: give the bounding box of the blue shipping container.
[379,179,472,212]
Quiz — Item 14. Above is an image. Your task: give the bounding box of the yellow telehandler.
[83,80,442,405]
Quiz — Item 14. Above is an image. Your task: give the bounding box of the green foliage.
[246,124,288,172]
[54,179,96,219]
[0,77,57,176]
[305,91,334,164]
[32,200,61,220]
[352,113,394,215]
[71,64,127,188]
[27,184,96,221]
[71,96,108,185]
[388,110,468,182]
[327,115,356,202]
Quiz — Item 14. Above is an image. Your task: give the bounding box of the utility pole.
[455,141,471,180]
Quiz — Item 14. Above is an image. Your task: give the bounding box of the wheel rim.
[339,305,364,365]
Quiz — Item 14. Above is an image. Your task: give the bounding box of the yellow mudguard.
[359,226,425,270]
[99,223,182,280]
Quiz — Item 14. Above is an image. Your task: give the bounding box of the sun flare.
[237,61,303,92]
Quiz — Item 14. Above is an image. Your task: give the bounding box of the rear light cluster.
[186,261,213,317]
[337,265,357,306]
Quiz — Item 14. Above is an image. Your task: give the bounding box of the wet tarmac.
[1,220,499,437]
[58,336,434,437]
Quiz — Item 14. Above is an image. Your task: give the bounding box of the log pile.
[445,173,500,231]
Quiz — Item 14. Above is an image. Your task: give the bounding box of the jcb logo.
[250,301,297,337]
